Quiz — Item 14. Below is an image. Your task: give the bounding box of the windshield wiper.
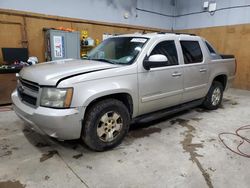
[89,58,117,64]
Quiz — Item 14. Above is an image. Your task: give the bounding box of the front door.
[138,40,183,115]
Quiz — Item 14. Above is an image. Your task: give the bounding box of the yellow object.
[95,39,100,45]
[81,53,87,58]
[81,30,88,38]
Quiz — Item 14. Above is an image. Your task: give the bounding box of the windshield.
[86,37,148,65]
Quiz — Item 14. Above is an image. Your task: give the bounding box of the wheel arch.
[84,92,134,119]
[212,74,227,91]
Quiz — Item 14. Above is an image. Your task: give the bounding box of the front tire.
[82,99,130,151]
[203,81,224,110]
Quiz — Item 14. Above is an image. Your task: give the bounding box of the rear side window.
[150,40,178,66]
[180,41,203,64]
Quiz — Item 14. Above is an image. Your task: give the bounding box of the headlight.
[40,88,73,108]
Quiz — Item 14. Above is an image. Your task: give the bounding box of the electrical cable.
[177,4,250,17]
[218,125,250,158]
[135,7,174,17]
[136,4,250,18]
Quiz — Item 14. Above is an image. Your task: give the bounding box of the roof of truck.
[116,32,199,39]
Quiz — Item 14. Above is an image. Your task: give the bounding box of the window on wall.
[180,41,203,64]
[150,40,179,66]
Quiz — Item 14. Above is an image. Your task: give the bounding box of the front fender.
[67,75,138,117]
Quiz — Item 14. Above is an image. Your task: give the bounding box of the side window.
[205,41,216,54]
[150,40,178,66]
[180,41,203,64]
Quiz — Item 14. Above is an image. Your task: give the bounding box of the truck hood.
[19,59,120,86]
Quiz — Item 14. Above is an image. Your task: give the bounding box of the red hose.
[0,106,12,112]
[218,125,250,158]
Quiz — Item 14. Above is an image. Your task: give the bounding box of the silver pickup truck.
[12,33,236,151]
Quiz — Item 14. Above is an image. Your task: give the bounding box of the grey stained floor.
[0,89,250,188]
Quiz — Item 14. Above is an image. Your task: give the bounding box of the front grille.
[17,78,40,107]
[20,79,39,92]
[18,90,37,105]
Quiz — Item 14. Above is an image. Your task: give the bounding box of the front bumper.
[11,90,84,140]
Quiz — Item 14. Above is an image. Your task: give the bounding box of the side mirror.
[143,54,168,70]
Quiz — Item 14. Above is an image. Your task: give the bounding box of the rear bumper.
[11,90,84,140]
[226,76,235,90]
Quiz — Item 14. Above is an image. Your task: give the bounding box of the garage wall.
[175,0,250,30]
[0,0,175,64]
[0,9,168,64]
[1,0,250,90]
[0,0,175,30]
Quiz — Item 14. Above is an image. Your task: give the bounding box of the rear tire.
[82,99,130,151]
[203,81,223,110]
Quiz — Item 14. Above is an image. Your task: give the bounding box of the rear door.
[138,39,183,115]
[179,39,209,103]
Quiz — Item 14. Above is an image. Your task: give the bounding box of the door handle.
[172,72,182,77]
[200,68,207,73]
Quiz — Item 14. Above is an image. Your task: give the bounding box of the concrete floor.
[0,89,250,188]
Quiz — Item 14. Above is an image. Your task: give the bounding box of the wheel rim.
[97,111,123,142]
[211,87,221,106]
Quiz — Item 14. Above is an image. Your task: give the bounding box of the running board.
[132,98,204,124]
